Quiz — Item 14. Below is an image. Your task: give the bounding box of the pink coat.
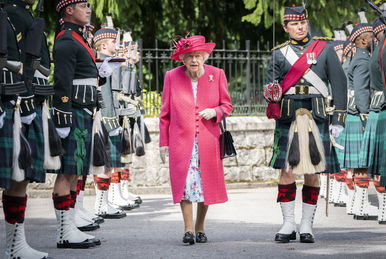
[159,64,233,205]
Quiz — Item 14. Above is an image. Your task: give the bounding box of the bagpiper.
[52,0,105,248]
[357,18,386,224]
[2,0,55,258]
[339,21,378,220]
[265,5,347,243]
[93,27,133,217]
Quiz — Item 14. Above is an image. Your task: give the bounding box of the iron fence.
[138,40,272,117]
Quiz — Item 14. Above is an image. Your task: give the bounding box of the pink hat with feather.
[171,35,215,61]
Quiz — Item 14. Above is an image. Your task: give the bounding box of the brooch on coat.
[208,74,214,82]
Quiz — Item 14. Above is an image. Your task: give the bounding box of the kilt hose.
[0,107,15,189]
[269,99,340,174]
[359,111,380,176]
[54,108,93,176]
[337,114,364,169]
[108,134,124,169]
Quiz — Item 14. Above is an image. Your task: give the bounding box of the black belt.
[1,82,26,95]
[33,84,55,96]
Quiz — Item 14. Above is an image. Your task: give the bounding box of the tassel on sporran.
[42,101,62,170]
[285,108,325,175]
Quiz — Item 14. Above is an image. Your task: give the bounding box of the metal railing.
[138,40,272,117]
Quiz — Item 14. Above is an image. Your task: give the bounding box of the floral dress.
[182,81,204,203]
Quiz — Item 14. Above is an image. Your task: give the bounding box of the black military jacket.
[370,42,383,92]
[347,48,371,114]
[53,22,98,128]
[5,0,51,113]
[267,36,347,126]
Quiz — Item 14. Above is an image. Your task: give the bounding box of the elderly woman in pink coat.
[159,35,232,245]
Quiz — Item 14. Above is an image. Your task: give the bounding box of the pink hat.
[171,36,215,61]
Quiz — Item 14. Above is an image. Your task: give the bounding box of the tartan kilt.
[108,134,124,168]
[24,106,46,183]
[54,108,93,176]
[270,112,340,174]
[375,111,386,186]
[337,114,363,169]
[359,111,379,174]
[0,107,14,189]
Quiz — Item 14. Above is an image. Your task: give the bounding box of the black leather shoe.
[57,239,96,249]
[98,211,126,219]
[299,233,315,243]
[353,214,378,220]
[121,203,140,211]
[274,231,296,243]
[135,197,143,204]
[78,223,100,231]
[89,238,101,246]
[183,232,195,245]
[93,216,105,224]
[196,232,208,243]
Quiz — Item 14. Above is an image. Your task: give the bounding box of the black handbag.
[219,113,236,159]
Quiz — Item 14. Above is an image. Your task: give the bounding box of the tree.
[242,0,380,44]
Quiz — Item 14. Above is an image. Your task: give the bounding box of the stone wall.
[29,116,279,192]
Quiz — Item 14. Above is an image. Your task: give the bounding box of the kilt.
[270,102,340,174]
[337,114,363,169]
[24,106,46,183]
[108,134,124,168]
[54,108,93,176]
[376,111,386,186]
[359,111,379,174]
[0,107,14,189]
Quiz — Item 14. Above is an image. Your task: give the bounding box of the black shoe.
[183,232,195,245]
[274,231,296,243]
[89,238,101,246]
[77,223,100,232]
[334,203,346,207]
[57,239,96,249]
[353,214,378,220]
[98,211,126,219]
[299,233,315,243]
[120,203,140,211]
[135,197,143,204]
[379,220,386,224]
[196,232,208,243]
[93,216,105,224]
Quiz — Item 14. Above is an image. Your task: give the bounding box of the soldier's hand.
[56,127,71,139]
[329,125,344,138]
[160,146,169,164]
[0,112,5,129]
[20,113,36,125]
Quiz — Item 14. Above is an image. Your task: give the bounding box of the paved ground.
[1,187,386,259]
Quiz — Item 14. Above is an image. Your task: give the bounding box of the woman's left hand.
[199,108,216,120]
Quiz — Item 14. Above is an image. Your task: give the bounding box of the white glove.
[199,108,216,120]
[160,146,169,164]
[99,57,123,78]
[329,125,344,138]
[0,112,5,129]
[109,127,122,137]
[20,112,36,125]
[56,127,71,139]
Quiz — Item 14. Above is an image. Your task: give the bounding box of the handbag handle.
[219,108,227,133]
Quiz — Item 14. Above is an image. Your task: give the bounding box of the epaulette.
[313,36,334,41]
[271,40,290,51]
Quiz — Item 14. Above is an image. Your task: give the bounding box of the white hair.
[179,51,210,62]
